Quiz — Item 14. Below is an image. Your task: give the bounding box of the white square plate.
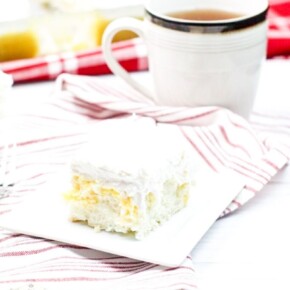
[0,169,245,267]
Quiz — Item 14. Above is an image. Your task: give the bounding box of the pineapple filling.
[64,173,191,238]
[64,175,140,223]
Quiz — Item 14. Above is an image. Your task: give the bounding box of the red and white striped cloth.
[54,74,290,214]
[1,72,289,289]
[267,0,290,58]
[0,38,148,84]
[0,0,289,83]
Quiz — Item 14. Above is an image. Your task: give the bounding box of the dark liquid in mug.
[167,9,243,21]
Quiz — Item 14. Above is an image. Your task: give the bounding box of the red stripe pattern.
[267,0,290,58]
[0,227,196,288]
[0,38,148,83]
[0,0,289,83]
[0,71,289,288]
[55,73,290,214]
[0,77,201,288]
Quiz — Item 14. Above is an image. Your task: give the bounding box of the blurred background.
[0,0,289,83]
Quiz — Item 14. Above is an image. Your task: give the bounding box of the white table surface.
[192,59,290,290]
[5,59,290,290]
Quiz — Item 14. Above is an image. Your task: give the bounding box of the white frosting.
[71,116,192,207]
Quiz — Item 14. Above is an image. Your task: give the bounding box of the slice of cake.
[64,117,194,239]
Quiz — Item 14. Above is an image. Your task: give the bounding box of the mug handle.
[102,17,155,103]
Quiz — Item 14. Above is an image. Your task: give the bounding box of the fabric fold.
[56,73,290,214]
[0,70,289,288]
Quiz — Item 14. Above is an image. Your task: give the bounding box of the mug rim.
[145,0,269,33]
[145,8,268,33]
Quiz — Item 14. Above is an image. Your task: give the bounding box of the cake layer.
[65,117,194,239]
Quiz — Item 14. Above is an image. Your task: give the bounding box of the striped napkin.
[0,72,289,289]
[0,38,148,83]
[55,74,290,214]
[0,83,197,288]
[0,0,289,83]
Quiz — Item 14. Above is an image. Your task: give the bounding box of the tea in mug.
[167,9,243,21]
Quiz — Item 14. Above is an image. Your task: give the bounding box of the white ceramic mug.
[102,0,268,118]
